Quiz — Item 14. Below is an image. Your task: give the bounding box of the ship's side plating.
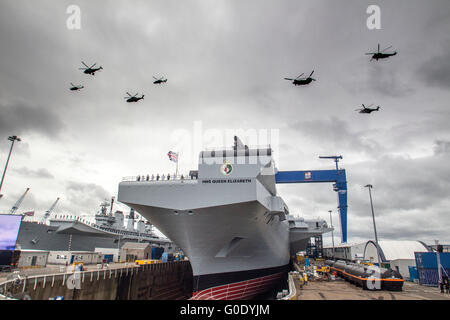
[118,139,292,299]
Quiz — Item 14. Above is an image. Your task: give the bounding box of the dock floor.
[294,278,450,300]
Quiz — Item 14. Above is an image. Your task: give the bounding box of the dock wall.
[0,261,193,300]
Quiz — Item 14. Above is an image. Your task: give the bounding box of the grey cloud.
[12,167,54,179]
[434,140,450,155]
[65,181,110,211]
[288,117,383,155]
[418,51,450,89]
[0,101,65,140]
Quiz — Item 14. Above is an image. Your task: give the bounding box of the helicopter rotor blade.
[126,92,132,97]
[378,43,380,53]
[70,83,75,86]
[381,45,393,53]
[90,63,97,68]
[309,70,314,77]
[81,61,89,68]
[284,78,294,81]
[153,76,158,80]
[295,73,304,79]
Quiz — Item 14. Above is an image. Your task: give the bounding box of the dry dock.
[290,261,450,301]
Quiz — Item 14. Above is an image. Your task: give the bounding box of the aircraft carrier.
[16,201,173,252]
[118,136,332,300]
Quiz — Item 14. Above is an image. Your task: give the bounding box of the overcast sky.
[0,0,449,245]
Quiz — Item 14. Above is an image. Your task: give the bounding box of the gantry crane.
[9,187,30,214]
[275,155,348,243]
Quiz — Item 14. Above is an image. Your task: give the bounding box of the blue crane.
[275,156,348,243]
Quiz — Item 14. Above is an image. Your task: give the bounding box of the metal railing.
[122,174,198,182]
[0,263,138,300]
[0,261,187,300]
[48,217,164,240]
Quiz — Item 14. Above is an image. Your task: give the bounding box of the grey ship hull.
[16,221,170,252]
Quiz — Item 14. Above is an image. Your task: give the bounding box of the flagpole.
[176,152,179,177]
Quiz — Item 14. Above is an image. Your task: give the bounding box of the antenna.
[109,196,115,215]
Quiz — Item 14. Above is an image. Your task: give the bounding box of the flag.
[168,151,178,163]
[23,211,34,216]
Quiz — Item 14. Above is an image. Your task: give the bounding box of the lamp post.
[435,240,442,289]
[329,210,335,260]
[0,135,22,199]
[365,184,382,266]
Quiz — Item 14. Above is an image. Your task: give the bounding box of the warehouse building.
[323,242,366,262]
[94,248,120,263]
[17,249,49,268]
[120,242,152,262]
[47,251,102,265]
[364,240,431,279]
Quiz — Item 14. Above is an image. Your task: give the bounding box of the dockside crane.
[9,187,30,214]
[275,155,348,243]
[41,197,60,223]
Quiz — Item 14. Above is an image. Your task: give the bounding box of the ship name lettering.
[202,179,252,184]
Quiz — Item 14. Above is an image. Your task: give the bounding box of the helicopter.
[79,61,103,75]
[355,104,380,114]
[124,92,144,103]
[284,70,316,86]
[69,83,84,91]
[153,76,167,84]
[365,44,397,61]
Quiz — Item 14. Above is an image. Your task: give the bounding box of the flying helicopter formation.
[285,43,397,115]
[67,42,395,111]
[69,61,168,102]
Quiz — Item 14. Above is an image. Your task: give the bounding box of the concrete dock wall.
[0,261,193,300]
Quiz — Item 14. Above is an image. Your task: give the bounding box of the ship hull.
[16,221,170,252]
[191,265,288,300]
[125,198,291,299]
